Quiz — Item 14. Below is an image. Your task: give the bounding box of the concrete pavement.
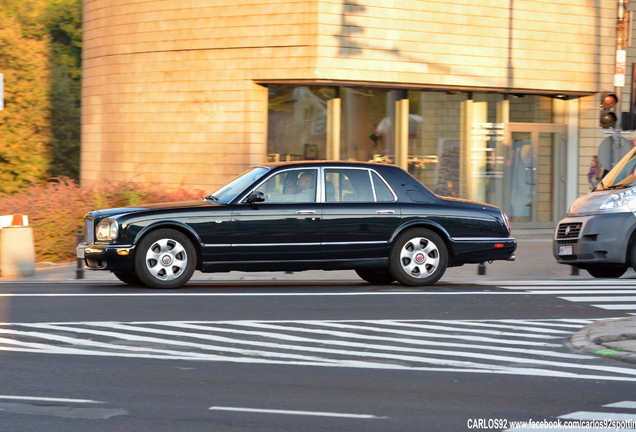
[2,229,636,365]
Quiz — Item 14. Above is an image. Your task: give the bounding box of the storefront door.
[506,123,566,227]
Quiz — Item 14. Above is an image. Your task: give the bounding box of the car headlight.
[599,188,636,210]
[96,220,119,241]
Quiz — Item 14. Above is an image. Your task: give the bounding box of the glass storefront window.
[266,86,564,226]
[267,86,334,162]
[340,88,388,162]
[408,92,511,209]
[409,92,468,197]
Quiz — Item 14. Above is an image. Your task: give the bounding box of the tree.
[0,4,52,195]
[0,0,82,194]
[47,0,82,180]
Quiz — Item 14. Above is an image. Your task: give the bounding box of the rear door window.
[324,169,374,202]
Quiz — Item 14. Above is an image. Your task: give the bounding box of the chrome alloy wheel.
[399,237,440,278]
[145,238,189,281]
[135,229,196,289]
[389,228,448,286]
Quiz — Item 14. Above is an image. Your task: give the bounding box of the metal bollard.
[478,262,486,276]
[570,266,579,276]
[76,229,84,279]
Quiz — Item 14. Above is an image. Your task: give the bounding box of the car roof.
[255,160,395,169]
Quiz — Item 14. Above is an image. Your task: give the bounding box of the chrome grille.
[556,222,582,239]
[84,215,95,243]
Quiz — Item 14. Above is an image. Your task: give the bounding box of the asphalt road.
[1,279,636,431]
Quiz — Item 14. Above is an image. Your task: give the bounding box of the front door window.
[256,169,317,203]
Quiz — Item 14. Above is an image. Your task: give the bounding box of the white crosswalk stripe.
[504,400,636,431]
[1,318,635,381]
[495,280,636,313]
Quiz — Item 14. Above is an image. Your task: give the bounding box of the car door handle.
[296,210,316,215]
[376,210,395,214]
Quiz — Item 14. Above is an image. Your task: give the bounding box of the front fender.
[126,220,204,247]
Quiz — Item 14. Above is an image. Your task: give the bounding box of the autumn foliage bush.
[0,177,205,263]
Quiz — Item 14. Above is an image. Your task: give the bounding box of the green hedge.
[0,177,205,263]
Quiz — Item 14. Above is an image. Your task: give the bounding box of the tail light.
[501,211,512,234]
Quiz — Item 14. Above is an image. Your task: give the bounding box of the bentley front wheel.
[134,229,196,289]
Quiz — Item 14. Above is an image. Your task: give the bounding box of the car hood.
[567,188,636,216]
[91,200,218,219]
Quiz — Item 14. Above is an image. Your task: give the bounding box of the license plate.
[76,246,85,259]
[559,245,573,256]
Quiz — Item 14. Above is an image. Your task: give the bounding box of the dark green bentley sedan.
[77,161,516,288]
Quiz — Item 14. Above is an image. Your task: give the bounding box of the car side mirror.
[246,191,265,203]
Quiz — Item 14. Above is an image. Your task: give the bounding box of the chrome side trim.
[202,240,389,248]
[322,241,387,246]
[450,237,515,242]
[232,242,320,247]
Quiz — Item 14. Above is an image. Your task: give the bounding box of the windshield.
[596,146,636,191]
[206,167,270,203]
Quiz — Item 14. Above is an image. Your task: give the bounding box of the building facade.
[81,0,634,228]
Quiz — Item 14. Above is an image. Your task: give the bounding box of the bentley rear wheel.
[390,228,448,286]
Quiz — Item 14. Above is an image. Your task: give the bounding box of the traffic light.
[599,92,618,128]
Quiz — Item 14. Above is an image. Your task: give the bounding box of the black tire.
[355,268,395,285]
[586,265,627,278]
[134,229,196,289]
[112,271,142,286]
[389,228,448,286]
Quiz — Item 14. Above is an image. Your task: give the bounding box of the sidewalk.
[2,230,636,364]
[571,317,636,365]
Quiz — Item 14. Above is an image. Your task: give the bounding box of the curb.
[570,317,636,365]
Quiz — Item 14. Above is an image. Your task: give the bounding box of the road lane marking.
[0,292,532,297]
[0,395,103,404]
[490,280,636,286]
[209,406,386,419]
[592,304,636,310]
[560,296,636,302]
[532,290,636,294]
[605,401,636,409]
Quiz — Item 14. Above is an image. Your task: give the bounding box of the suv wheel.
[586,264,627,278]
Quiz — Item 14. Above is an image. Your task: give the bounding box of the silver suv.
[554,146,636,278]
